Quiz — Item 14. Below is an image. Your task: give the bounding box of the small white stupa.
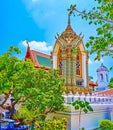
[95,63,109,91]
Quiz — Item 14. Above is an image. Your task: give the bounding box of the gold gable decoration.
[60,24,77,44]
[65,87,93,95]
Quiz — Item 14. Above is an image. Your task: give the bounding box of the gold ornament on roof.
[60,12,77,44]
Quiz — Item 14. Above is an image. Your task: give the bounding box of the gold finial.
[68,11,71,25]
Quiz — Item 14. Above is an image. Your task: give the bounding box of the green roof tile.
[36,55,51,67]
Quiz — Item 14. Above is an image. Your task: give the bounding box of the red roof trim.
[94,88,113,96]
[88,82,97,87]
[25,46,32,60]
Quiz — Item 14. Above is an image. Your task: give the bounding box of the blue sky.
[0,0,113,82]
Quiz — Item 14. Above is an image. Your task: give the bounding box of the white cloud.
[88,58,93,64]
[21,40,53,53]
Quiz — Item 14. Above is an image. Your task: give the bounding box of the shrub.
[99,119,113,130]
[35,118,67,130]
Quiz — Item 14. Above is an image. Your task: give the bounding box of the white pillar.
[82,52,87,87]
[53,55,57,69]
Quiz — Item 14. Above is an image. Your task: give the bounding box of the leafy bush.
[35,118,67,130]
[99,119,113,130]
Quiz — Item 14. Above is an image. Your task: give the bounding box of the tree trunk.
[78,108,82,130]
[9,101,15,119]
[0,93,10,108]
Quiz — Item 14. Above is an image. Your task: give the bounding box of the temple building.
[25,13,90,94]
[51,14,88,88]
[6,12,113,130]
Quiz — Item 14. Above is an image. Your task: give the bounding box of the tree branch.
[0,91,11,108]
[75,9,113,24]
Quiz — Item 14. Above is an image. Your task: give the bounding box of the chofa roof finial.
[26,40,29,47]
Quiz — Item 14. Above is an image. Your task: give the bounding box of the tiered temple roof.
[25,43,51,70]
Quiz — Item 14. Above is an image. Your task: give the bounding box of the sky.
[0,0,113,82]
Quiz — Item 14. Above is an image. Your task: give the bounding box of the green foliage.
[88,76,93,81]
[0,46,21,94]
[68,1,113,66]
[67,4,76,16]
[99,119,113,130]
[108,77,113,89]
[14,108,67,129]
[72,48,78,55]
[13,107,40,123]
[35,118,67,130]
[0,46,65,120]
[72,100,93,113]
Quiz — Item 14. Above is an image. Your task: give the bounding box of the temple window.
[106,74,108,82]
[76,69,80,75]
[76,62,80,68]
[100,74,103,81]
[76,48,81,77]
[76,81,82,86]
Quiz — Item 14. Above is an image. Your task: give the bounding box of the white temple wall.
[110,110,113,121]
[70,106,112,130]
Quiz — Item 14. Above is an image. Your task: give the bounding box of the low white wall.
[47,104,113,130]
[71,104,113,130]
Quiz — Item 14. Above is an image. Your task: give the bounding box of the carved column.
[66,48,72,86]
[71,54,76,86]
[61,49,67,85]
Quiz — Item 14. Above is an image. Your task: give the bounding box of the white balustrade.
[62,92,113,104]
[67,92,73,103]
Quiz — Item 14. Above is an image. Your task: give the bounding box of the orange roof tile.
[94,88,113,96]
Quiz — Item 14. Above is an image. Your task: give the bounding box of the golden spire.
[59,10,77,43]
[65,11,73,31]
[68,12,71,25]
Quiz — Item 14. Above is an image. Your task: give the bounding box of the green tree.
[68,1,113,69]
[88,76,93,81]
[0,46,65,120]
[72,100,93,130]
[108,77,113,89]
